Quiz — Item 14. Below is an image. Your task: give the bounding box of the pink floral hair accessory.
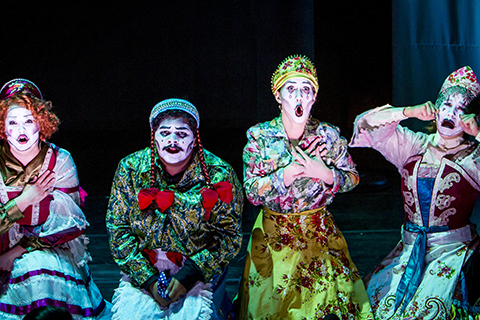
[440,66,480,97]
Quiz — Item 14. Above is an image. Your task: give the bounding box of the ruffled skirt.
[0,246,110,319]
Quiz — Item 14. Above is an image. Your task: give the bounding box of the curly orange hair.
[0,92,60,141]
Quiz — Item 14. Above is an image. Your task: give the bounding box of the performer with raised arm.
[350,66,480,319]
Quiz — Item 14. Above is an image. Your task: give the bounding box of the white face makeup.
[436,93,467,138]
[276,77,316,124]
[5,105,40,152]
[155,117,195,165]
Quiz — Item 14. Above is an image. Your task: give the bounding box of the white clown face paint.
[276,77,316,124]
[155,117,195,165]
[5,105,40,152]
[436,93,467,138]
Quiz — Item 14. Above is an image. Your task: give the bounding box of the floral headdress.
[271,55,318,94]
[0,79,43,100]
[436,66,480,107]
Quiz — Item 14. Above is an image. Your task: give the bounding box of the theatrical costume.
[350,66,480,319]
[236,56,373,320]
[0,79,109,320]
[106,99,243,320]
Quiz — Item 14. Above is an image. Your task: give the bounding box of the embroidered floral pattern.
[313,292,364,320]
[264,211,339,252]
[276,256,355,296]
[443,66,480,97]
[238,207,372,319]
[429,261,456,279]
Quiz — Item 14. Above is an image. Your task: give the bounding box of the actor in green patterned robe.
[106,98,243,320]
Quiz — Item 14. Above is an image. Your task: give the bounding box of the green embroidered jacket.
[106,147,243,287]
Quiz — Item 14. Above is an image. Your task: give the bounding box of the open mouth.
[164,145,182,154]
[295,104,303,117]
[17,134,29,145]
[441,119,455,129]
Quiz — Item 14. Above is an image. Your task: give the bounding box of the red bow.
[142,249,184,268]
[166,252,184,268]
[200,181,233,221]
[142,248,157,265]
[138,188,175,212]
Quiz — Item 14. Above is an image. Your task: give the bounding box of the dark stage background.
[0,1,393,196]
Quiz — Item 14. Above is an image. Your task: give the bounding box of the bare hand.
[16,170,55,212]
[292,146,333,184]
[149,281,171,308]
[303,137,328,158]
[0,245,26,271]
[283,162,305,187]
[166,278,187,302]
[403,101,437,121]
[460,113,480,137]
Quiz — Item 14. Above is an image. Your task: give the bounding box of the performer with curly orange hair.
[0,88,59,142]
[235,56,373,319]
[0,79,111,319]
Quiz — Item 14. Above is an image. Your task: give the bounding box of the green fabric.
[106,147,243,287]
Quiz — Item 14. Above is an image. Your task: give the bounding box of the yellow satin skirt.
[235,207,373,320]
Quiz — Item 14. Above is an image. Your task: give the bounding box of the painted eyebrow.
[6,115,34,118]
[158,125,190,130]
[284,80,311,86]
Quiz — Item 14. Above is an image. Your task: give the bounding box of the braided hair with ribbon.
[137,99,233,221]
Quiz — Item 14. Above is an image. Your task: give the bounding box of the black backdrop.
[0,1,392,195]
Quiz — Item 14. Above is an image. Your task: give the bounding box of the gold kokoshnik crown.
[271,55,318,94]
